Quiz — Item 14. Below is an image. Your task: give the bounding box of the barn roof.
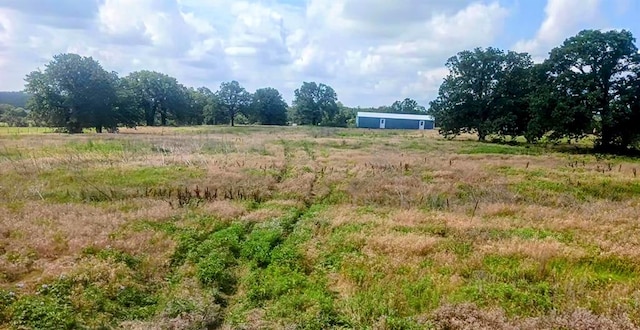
[357,111,434,121]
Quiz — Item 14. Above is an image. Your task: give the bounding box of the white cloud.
[0,0,514,107]
[290,1,509,104]
[513,0,601,61]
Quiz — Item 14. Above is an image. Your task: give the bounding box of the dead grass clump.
[388,209,428,227]
[324,205,384,228]
[240,207,286,223]
[522,308,639,330]
[365,233,440,258]
[477,238,584,261]
[430,303,516,330]
[430,304,639,330]
[122,199,179,221]
[201,200,247,220]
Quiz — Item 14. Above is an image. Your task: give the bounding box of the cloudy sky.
[0,0,638,107]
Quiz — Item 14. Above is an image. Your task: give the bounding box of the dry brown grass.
[2,126,640,328]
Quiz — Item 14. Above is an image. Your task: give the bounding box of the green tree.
[544,29,640,151]
[196,87,226,125]
[390,98,426,114]
[216,81,251,126]
[429,48,533,140]
[491,51,535,139]
[112,76,143,128]
[333,102,357,127]
[24,53,118,133]
[123,71,187,126]
[610,64,640,149]
[251,87,288,125]
[525,62,593,142]
[0,104,29,127]
[292,82,338,126]
[185,87,212,125]
[0,104,11,119]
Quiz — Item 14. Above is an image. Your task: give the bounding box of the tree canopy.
[25,54,119,133]
[13,28,640,154]
[123,71,189,127]
[545,29,640,151]
[390,98,427,114]
[0,104,29,127]
[292,82,339,126]
[429,48,533,141]
[252,87,288,125]
[217,81,251,127]
[429,29,640,152]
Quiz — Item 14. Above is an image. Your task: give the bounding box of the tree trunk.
[146,104,156,126]
[161,112,167,126]
[146,110,155,126]
[478,129,486,141]
[599,90,614,150]
[96,125,102,133]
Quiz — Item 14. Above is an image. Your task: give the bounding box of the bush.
[196,250,237,294]
[241,227,284,267]
[0,289,17,323]
[10,295,76,330]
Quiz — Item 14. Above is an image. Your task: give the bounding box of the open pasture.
[1,126,640,329]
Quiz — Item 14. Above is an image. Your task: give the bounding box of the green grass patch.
[514,176,640,202]
[400,140,438,152]
[198,140,238,154]
[454,254,555,316]
[0,126,59,135]
[456,280,554,316]
[323,139,371,150]
[458,143,543,155]
[4,251,161,329]
[37,165,204,203]
[63,139,150,154]
[339,257,441,327]
[550,256,639,288]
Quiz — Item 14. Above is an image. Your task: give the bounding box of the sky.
[0,0,638,107]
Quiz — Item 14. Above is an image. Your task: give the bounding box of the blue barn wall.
[357,116,434,130]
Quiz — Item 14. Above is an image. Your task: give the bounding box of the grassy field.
[1,126,640,329]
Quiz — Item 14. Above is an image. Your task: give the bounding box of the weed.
[459,143,543,155]
[3,126,640,328]
[9,295,76,329]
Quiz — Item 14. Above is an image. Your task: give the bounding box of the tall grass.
[1,126,639,328]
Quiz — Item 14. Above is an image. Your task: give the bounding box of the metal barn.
[356,112,435,130]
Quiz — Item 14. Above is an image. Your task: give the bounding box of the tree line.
[6,28,638,153]
[0,92,30,126]
[8,54,427,133]
[429,29,640,152]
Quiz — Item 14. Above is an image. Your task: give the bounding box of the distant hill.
[0,91,32,108]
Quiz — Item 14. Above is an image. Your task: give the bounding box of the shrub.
[196,251,237,294]
[241,226,284,267]
[10,295,76,330]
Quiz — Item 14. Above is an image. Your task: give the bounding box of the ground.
[0,126,639,329]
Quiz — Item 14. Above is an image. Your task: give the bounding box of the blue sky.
[0,0,638,107]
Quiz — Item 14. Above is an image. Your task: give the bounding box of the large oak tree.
[429,48,533,141]
[25,54,118,133]
[122,70,188,126]
[251,87,288,125]
[217,81,251,126]
[543,29,640,151]
[292,82,338,126]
